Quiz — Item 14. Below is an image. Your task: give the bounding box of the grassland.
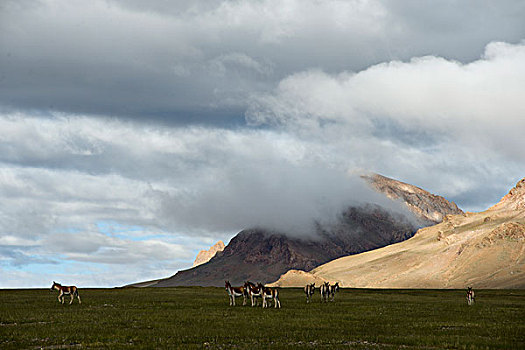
[1,287,524,349]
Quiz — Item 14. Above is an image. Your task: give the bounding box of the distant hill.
[129,174,463,287]
[271,178,525,289]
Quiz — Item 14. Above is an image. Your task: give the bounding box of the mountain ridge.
[270,177,525,289]
[128,174,463,287]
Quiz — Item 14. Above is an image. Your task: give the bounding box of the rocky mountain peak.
[492,178,525,211]
[362,173,464,223]
[192,240,225,267]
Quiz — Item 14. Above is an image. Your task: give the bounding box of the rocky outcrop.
[148,174,462,287]
[490,178,525,211]
[271,177,525,289]
[362,173,463,224]
[193,241,225,267]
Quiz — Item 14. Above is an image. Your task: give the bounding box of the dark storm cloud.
[1,0,524,123]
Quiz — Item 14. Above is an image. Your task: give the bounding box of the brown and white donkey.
[224,281,247,306]
[257,283,281,308]
[51,281,81,305]
[244,281,262,307]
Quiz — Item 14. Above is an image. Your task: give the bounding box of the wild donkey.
[304,283,315,303]
[224,281,247,306]
[466,287,475,306]
[329,282,339,301]
[50,281,81,305]
[257,283,281,308]
[320,282,330,302]
[244,281,262,307]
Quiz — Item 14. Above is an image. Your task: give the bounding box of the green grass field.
[1,287,524,349]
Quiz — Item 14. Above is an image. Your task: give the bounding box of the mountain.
[361,174,462,224]
[135,174,463,287]
[270,178,525,289]
[193,241,225,267]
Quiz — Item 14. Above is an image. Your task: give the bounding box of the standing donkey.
[244,281,262,307]
[329,282,339,301]
[50,281,81,305]
[466,287,475,306]
[304,283,315,303]
[320,282,330,302]
[257,283,281,308]
[224,281,247,306]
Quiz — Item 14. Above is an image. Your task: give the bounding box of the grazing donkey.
[320,282,330,302]
[244,281,262,307]
[224,281,247,306]
[50,281,81,305]
[466,287,475,306]
[304,283,315,303]
[257,283,281,308]
[329,282,339,301]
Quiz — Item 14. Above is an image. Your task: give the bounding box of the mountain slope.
[193,241,225,267]
[361,174,463,224]
[271,178,525,289]
[134,174,463,287]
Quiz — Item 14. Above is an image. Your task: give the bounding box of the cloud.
[0,114,401,237]
[155,162,416,237]
[0,109,420,287]
[1,0,524,120]
[246,41,525,206]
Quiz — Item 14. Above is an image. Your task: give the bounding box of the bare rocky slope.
[193,241,225,267]
[270,178,525,289]
[132,174,462,287]
[361,174,462,224]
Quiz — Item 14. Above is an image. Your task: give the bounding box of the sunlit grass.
[1,288,524,349]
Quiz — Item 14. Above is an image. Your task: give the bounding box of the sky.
[1,0,524,288]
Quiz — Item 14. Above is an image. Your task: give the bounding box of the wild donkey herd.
[304,282,339,303]
[225,281,281,308]
[51,281,475,308]
[224,281,341,308]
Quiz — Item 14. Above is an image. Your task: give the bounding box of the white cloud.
[2,0,524,117]
[0,108,420,287]
[246,41,525,204]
